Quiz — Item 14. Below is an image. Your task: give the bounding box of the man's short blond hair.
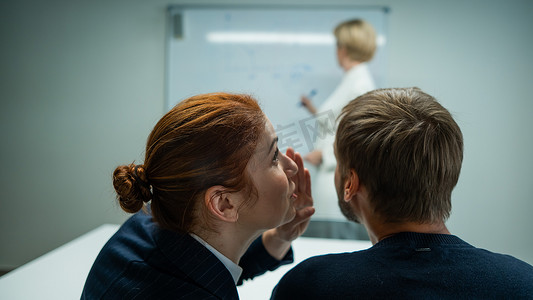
[335,87,464,223]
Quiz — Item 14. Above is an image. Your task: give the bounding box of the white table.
[237,237,371,300]
[0,224,371,299]
[0,224,119,299]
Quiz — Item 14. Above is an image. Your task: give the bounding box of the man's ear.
[204,186,239,222]
[343,169,360,202]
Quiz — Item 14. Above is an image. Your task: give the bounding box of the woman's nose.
[282,153,298,178]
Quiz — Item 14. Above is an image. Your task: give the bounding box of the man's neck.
[366,220,450,245]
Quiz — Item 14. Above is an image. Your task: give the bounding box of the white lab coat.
[312,63,375,220]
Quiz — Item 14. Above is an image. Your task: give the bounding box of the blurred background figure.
[300,19,376,239]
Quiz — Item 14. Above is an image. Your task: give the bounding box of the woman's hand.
[300,95,318,115]
[262,148,314,260]
[304,150,323,167]
[276,148,314,240]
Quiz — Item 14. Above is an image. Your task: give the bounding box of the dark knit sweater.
[271,232,533,299]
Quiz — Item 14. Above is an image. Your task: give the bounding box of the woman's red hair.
[113,93,265,233]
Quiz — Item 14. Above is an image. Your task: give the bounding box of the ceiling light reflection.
[206,32,335,45]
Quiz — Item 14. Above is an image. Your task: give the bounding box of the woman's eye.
[272,148,280,164]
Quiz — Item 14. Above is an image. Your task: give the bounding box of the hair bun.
[112,163,152,213]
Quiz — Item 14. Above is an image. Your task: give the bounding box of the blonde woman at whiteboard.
[300,19,377,222]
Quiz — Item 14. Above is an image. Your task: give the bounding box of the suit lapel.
[156,228,239,299]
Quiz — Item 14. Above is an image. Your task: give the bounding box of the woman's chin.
[280,207,297,226]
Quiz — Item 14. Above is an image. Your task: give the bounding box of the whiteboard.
[165,5,388,155]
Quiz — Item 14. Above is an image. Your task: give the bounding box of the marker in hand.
[300,89,317,107]
[300,89,318,115]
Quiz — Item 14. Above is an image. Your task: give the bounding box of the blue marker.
[300,89,317,107]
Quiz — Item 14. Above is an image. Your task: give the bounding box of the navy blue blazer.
[82,210,293,299]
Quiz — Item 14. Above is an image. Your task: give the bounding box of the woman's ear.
[204,186,239,222]
[343,169,360,202]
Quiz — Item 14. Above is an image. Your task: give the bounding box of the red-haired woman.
[82,93,314,299]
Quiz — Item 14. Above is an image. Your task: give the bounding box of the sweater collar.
[374,232,467,248]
